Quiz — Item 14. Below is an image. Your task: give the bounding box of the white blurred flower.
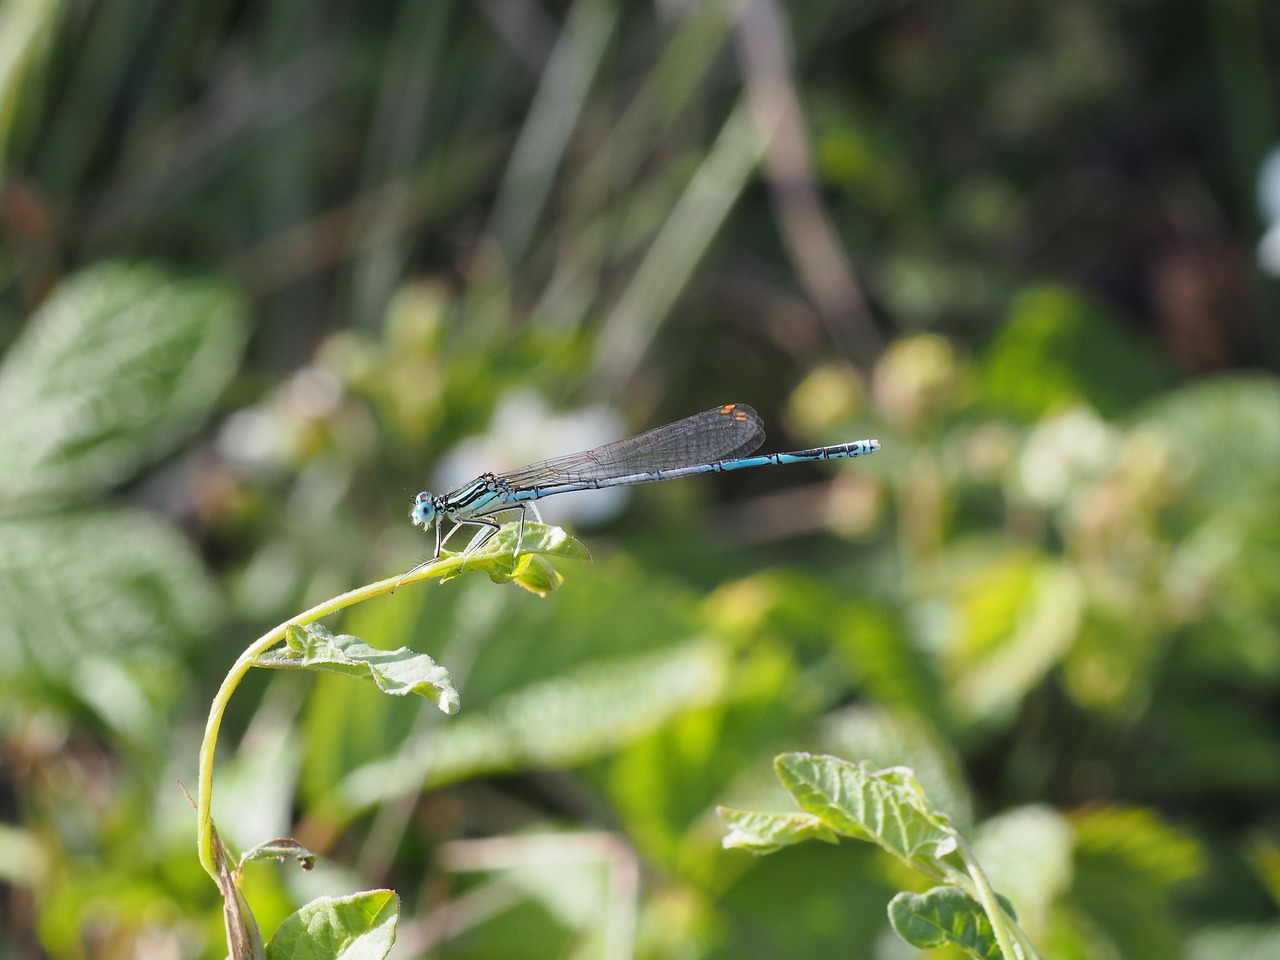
[1258,145,1280,222]
[1016,407,1120,507]
[216,366,343,472]
[1257,145,1280,277]
[434,389,629,527]
[1258,224,1280,278]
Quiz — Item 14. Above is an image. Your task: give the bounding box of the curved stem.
[196,558,456,879]
[954,833,1030,960]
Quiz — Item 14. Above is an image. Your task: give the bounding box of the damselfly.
[410,402,880,560]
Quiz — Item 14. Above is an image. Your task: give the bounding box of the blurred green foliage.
[1,1,1279,958]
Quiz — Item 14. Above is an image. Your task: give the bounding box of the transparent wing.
[499,404,766,486]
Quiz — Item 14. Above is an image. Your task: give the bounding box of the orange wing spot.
[719,403,738,415]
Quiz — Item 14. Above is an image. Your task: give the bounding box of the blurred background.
[1,0,1279,957]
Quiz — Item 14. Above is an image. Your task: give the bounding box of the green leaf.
[983,284,1168,420]
[821,705,973,831]
[717,807,840,853]
[833,598,940,718]
[433,522,591,595]
[239,838,317,872]
[889,886,1015,959]
[0,509,219,731]
[1136,375,1280,503]
[340,640,728,806]
[1165,505,1280,679]
[0,508,218,667]
[721,837,898,958]
[0,0,61,157]
[0,262,248,505]
[509,554,565,594]
[943,552,1083,723]
[264,890,399,960]
[1074,806,1202,892]
[1062,597,1157,713]
[254,622,459,715]
[774,753,959,869]
[1070,806,1203,959]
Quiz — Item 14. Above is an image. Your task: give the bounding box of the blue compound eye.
[410,493,436,526]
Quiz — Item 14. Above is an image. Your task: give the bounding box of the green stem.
[954,833,1029,960]
[195,557,457,879]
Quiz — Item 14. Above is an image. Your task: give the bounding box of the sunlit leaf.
[1248,834,1280,907]
[299,555,706,811]
[429,523,590,595]
[0,262,248,504]
[774,753,958,868]
[833,599,939,718]
[821,705,973,831]
[508,554,566,595]
[1070,806,1204,959]
[264,890,399,960]
[1137,375,1280,504]
[703,571,936,712]
[254,622,459,715]
[1063,598,1156,713]
[0,510,219,734]
[943,551,1082,723]
[602,637,805,866]
[340,641,729,807]
[983,285,1168,420]
[717,807,839,853]
[1073,806,1202,889]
